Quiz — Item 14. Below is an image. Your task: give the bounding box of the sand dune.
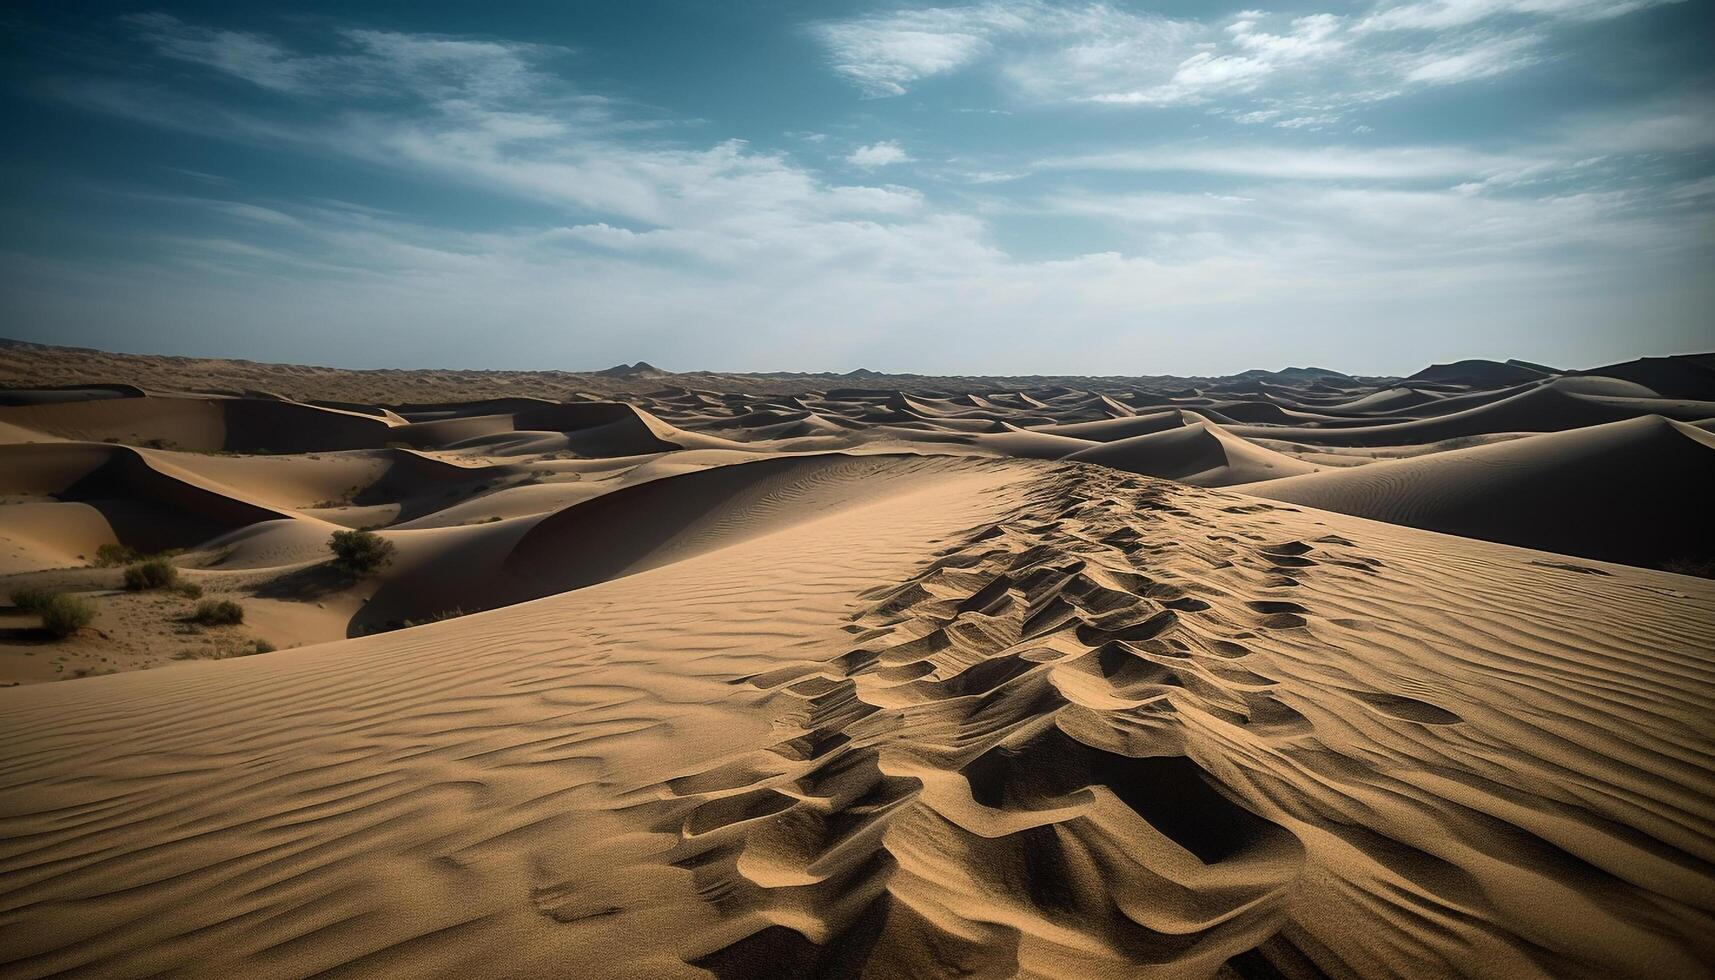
[1226,379,1715,448]
[0,442,300,567]
[1570,354,1715,401]
[2,462,1710,978]
[1066,416,1319,486]
[0,395,393,453]
[1,343,1713,978]
[1240,414,1715,569]
[357,454,999,632]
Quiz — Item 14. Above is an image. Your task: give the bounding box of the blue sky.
[1,0,1710,375]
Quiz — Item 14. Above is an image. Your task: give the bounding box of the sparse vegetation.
[124,557,180,591]
[329,529,395,575]
[173,635,275,660]
[355,607,470,636]
[9,587,53,612]
[1436,435,1487,451]
[311,484,363,509]
[191,599,245,625]
[94,543,144,567]
[173,581,205,599]
[11,590,95,639]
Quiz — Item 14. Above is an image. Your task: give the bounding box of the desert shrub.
[31,593,95,638]
[94,543,143,567]
[191,599,244,625]
[251,639,277,654]
[173,581,205,599]
[402,607,467,628]
[124,558,180,591]
[311,485,362,509]
[1437,435,1486,451]
[329,529,395,575]
[10,587,54,612]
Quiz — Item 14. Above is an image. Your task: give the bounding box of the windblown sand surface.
[1,342,1713,977]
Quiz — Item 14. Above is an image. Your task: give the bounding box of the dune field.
[1,340,1713,978]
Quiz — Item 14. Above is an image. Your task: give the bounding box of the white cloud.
[810,3,1200,101]
[75,20,932,252]
[1183,10,1350,98]
[1359,0,1682,32]
[126,13,314,92]
[808,6,1015,97]
[847,141,911,168]
[127,13,564,104]
[1556,93,1715,155]
[1402,32,1540,82]
[809,1,1679,122]
[1039,143,1545,181]
[68,18,983,289]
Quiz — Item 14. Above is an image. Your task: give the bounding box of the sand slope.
[1241,415,1715,569]
[1,463,1712,978]
[354,454,1004,632]
[0,395,393,453]
[1067,417,1319,486]
[0,442,302,566]
[1225,379,1715,447]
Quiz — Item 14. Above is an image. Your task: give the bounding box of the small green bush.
[251,639,277,654]
[10,587,54,612]
[94,543,143,567]
[124,558,180,591]
[329,529,395,575]
[191,599,244,625]
[40,594,96,638]
[173,581,205,599]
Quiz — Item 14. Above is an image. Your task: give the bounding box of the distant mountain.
[593,361,670,378]
[1407,359,1553,387]
[1231,366,1354,382]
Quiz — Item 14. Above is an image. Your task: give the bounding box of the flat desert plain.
[1,340,1713,978]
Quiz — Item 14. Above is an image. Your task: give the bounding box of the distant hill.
[594,361,670,378]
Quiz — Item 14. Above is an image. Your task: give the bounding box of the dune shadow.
[251,563,358,602]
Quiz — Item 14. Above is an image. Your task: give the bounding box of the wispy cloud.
[1400,32,1540,82]
[848,140,912,168]
[808,0,1675,123]
[807,4,1024,97]
[1357,0,1684,32]
[71,20,943,263]
[127,13,560,102]
[1038,143,1546,181]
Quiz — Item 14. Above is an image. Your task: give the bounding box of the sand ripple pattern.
[0,462,1712,978]
[657,470,1715,978]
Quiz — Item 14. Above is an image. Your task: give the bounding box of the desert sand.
[1,340,1713,978]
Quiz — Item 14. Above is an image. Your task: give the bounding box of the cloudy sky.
[1,1,1709,375]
